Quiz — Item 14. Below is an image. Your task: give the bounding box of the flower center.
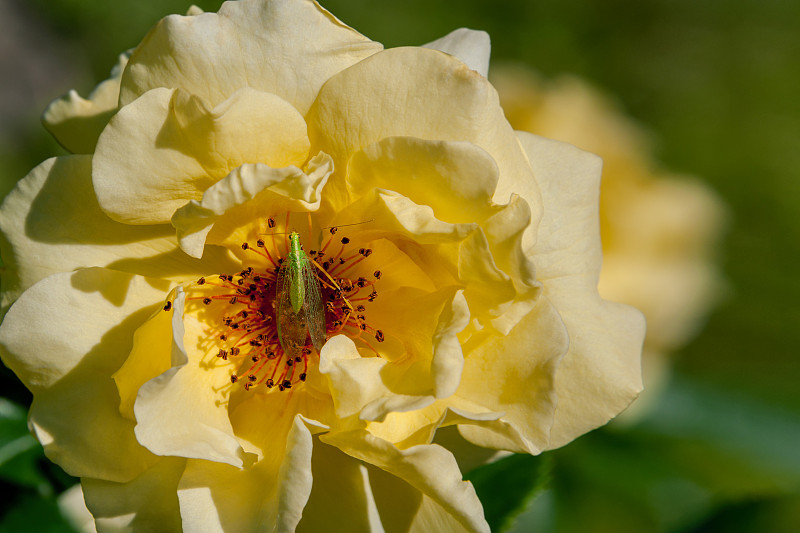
[180,218,384,393]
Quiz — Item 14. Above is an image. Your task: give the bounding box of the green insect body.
[276,232,326,359]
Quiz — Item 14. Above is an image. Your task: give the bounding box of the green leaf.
[0,491,79,533]
[0,399,49,491]
[466,452,552,532]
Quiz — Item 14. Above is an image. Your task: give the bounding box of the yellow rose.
[492,65,725,410]
[0,1,644,531]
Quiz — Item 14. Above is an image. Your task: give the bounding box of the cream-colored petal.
[0,268,170,482]
[172,153,332,258]
[366,401,503,451]
[42,52,128,154]
[322,431,489,533]
[423,28,491,78]
[346,137,499,224]
[58,484,97,533]
[133,291,248,467]
[0,156,229,315]
[319,335,398,419]
[519,132,645,448]
[113,288,184,420]
[307,46,539,224]
[119,0,382,114]
[454,294,567,454]
[320,288,469,424]
[82,457,186,533]
[297,438,382,533]
[94,87,310,225]
[177,415,317,533]
[478,194,541,335]
[367,464,474,533]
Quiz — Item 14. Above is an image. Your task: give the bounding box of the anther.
[203,297,212,305]
[163,301,172,312]
[375,330,385,342]
[197,277,206,285]
[268,217,276,228]
[374,270,382,279]
[341,237,350,244]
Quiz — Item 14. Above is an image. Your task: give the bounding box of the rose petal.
[113,288,185,420]
[94,87,310,225]
[366,464,476,533]
[0,268,170,482]
[177,414,317,533]
[453,294,567,454]
[82,457,186,532]
[133,290,249,468]
[322,430,489,533]
[297,440,382,533]
[172,153,333,258]
[119,0,382,114]
[365,401,503,451]
[0,156,230,314]
[518,132,645,448]
[423,28,491,78]
[307,46,540,224]
[346,136,499,224]
[42,52,128,154]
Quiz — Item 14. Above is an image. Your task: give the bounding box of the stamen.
[185,214,385,393]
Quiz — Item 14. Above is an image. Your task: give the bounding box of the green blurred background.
[1,0,797,531]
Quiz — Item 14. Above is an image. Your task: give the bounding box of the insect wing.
[276,264,307,360]
[301,259,326,351]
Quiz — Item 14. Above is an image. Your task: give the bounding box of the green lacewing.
[274,220,372,359]
[276,231,326,360]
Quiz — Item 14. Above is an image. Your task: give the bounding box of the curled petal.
[82,457,186,532]
[172,153,333,257]
[42,52,128,154]
[177,415,318,533]
[346,137,500,225]
[120,0,382,113]
[322,430,490,533]
[297,439,383,533]
[307,46,540,225]
[133,288,249,468]
[455,294,567,454]
[518,132,645,448]
[423,28,491,78]
[113,288,185,420]
[94,87,310,224]
[367,465,480,533]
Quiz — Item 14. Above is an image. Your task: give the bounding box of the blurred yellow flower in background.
[492,65,726,411]
[0,1,644,531]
